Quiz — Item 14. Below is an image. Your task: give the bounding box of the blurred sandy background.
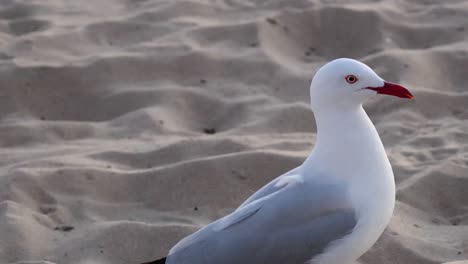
[0,0,467,263]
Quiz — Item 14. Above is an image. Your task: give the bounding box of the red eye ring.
[345,75,358,84]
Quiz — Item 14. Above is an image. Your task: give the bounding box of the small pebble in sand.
[266,18,278,25]
[54,225,74,232]
[203,128,216,134]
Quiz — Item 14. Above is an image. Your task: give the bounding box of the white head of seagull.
[310,58,413,113]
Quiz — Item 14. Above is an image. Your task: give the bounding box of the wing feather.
[167,175,357,264]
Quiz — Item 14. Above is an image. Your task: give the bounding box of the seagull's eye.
[345,75,358,84]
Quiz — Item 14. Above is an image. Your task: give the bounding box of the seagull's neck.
[302,105,396,263]
[303,105,393,183]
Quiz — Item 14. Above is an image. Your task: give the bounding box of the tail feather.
[141,257,166,264]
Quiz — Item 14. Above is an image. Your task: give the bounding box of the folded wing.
[166,175,357,264]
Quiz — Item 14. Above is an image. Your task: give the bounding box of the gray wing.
[166,175,357,264]
[238,167,300,208]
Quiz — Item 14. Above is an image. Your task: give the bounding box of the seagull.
[141,58,414,264]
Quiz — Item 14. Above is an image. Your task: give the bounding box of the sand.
[0,0,467,263]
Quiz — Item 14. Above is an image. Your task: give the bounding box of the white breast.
[309,175,395,264]
[304,107,397,264]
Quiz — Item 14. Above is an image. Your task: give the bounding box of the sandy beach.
[0,0,467,263]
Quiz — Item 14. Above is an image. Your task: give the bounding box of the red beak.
[366,82,414,99]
